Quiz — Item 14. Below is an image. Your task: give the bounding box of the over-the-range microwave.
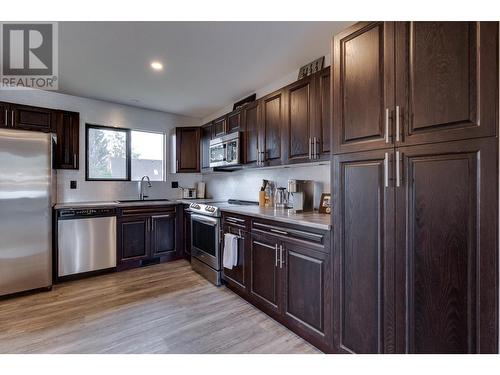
[209,132,241,168]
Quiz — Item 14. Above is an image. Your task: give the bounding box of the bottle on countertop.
[264,181,275,208]
[259,179,268,208]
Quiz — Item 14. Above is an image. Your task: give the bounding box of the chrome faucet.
[139,176,152,200]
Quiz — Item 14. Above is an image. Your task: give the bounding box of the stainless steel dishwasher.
[57,207,117,277]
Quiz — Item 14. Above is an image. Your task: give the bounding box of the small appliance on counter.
[196,182,206,199]
[274,187,290,209]
[287,179,314,213]
[181,187,197,199]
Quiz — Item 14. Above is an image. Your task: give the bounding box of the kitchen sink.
[117,199,170,203]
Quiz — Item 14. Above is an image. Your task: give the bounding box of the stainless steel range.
[188,200,257,286]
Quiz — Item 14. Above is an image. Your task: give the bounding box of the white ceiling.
[58,22,353,118]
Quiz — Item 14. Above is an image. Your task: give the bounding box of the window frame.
[85,124,166,182]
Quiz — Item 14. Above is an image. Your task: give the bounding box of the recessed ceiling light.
[150,61,163,71]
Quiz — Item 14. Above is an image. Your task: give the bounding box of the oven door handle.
[191,214,219,226]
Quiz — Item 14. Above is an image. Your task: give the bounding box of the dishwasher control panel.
[58,208,116,218]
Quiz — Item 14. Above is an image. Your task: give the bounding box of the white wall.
[0,89,202,203]
[203,162,330,208]
[201,54,331,124]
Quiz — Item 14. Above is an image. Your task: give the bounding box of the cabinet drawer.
[119,205,176,217]
[251,220,327,250]
[222,213,249,230]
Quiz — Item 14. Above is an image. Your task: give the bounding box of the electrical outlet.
[70,180,77,189]
[171,181,179,189]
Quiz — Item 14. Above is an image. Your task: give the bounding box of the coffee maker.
[287,179,314,213]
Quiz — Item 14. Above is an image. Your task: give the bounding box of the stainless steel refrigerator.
[0,128,53,296]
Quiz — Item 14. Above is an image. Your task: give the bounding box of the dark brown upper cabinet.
[316,67,331,159]
[332,149,395,353]
[333,22,498,155]
[259,89,283,166]
[53,110,79,169]
[227,109,242,133]
[200,122,213,170]
[213,115,226,138]
[176,127,201,173]
[283,75,316,164]
[12,103,53,133]
[394,138,498,354]
[0,102,10,128]
[394,22,498,146]
[333,22,395,154]
[242,101,260,165]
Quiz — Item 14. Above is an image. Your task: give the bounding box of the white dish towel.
[223,233,239,270]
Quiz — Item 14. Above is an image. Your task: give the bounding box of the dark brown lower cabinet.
[282,241,332,350]
[222,214,333,352]
[151,214,176,257]
[332,138,498,354]
[221,215,249,295]
[395,138,498,354]
[332,149,395,353]
[117,205,181,270]
[249,232,281,314]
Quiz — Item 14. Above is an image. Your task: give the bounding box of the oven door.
[209,142,226,167]
[191,214,220,270]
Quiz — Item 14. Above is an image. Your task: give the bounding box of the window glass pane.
[87,127,127,180]
[131,130,165,181]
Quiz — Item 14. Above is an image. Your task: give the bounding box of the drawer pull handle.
[270,228,288,235]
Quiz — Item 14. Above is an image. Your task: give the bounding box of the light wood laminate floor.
[0,260,320,354]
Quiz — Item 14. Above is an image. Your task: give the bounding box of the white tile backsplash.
[202,162,330,208]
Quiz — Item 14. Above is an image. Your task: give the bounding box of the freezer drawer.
[58,216,116,277]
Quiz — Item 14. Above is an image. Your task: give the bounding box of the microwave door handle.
[223,144,227,161]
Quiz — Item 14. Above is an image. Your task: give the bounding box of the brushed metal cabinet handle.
[279,244,284,269]
[396,106,400,142]
[315,137,320,159]
[275,244,278,267]
[73,153,77,168]
[396,151,401,187]
[270,228,288,235]
[384,152,389,188]
[308,137,312,160]
[385,108,390,143]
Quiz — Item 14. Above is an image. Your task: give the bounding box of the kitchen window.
[86,124,165,181]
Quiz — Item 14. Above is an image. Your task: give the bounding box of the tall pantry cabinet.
[331,21,499,354]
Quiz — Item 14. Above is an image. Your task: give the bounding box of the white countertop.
[53,199,331,230]
[220,205,331,230]
[53,198,223,210]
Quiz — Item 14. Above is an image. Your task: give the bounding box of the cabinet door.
[222,225,248,293]
[243,101,260,165]
[12,103,53,133]
[332,149,395,353]
[283,76,315,164]
[151,214,177,258]
[201,123,213,170]
[227,110,241,133]
[176,127,201,172]
[183,208,191,256]
[0,102,9,128]
[395,138,498,353]
[315,67,331,159]
[260,90,283,166]
[54,111,80,169]
[333,22,395,154]
[249,233,281,313]
[282,241,332,346]
[118,217,150,263]
[395,22,498,146]
[213,116,226,138]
